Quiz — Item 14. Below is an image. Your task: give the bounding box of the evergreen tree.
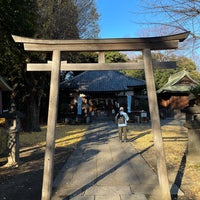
[0,0,100,131]
[123,53,200,89]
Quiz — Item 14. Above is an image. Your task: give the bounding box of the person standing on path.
[115,106,129,142]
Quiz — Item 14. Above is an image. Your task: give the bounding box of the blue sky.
[97,0,144,38]
[96,0,200,69]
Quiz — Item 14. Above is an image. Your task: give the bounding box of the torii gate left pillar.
[43,50,61,198]
[13,32,189,200]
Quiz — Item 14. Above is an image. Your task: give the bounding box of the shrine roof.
[60,70,145,92]
[157,70,199,94]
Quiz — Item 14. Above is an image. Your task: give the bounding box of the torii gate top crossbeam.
[12,32,189,52]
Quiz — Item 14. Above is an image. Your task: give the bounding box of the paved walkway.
[52,121,161,200]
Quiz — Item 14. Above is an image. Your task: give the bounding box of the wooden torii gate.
[13,32,189,200]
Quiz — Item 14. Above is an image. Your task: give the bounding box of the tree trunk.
[24,94,41,132]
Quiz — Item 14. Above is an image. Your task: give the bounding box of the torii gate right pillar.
[143,49,170,199]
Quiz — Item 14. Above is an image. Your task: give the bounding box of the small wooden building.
[157,70,198,118]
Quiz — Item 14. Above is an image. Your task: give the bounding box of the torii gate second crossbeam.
[12,32,189,200]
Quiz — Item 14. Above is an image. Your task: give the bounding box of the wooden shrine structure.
[12,31,189,200]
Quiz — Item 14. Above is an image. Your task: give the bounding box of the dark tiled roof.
[157,70,198,94]
[60,71,145,92]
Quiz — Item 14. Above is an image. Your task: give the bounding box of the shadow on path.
[171,147,187,199]
[62,146,152,200]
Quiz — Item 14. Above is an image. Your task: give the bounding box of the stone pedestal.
[185,106,200,163]
[0,103,23,167]
[7,130,19,166]
[187,127,200,158]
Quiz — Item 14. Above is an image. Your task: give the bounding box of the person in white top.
[115,107,129,142]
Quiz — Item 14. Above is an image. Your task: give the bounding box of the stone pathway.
[52,121,160,200]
